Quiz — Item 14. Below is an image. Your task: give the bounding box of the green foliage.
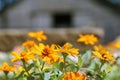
[81,50,92,64]
[0,47,118,80]
[44,72,50,80]
[78,56,83,69]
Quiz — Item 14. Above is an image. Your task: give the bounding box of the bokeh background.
[0,0,120,43]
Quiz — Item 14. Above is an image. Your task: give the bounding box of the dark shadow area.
[94,0,120,15]
[53,13,72,28]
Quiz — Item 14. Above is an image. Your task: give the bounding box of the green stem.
[33,59,44,80]
[41,62,45,71]
[62,53,68,74]
[98,61,105,73]
[4,71,8,80]
[22,60,30,76]
[97,61,106,80]
[39,73,44,80]
[63,57,66,73]
[33,60,40,72]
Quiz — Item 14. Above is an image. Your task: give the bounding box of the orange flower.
[62,72,87,80]
[31,43,60,64]
[60,43,79,55]
[0,62,14,72]
[40,44,60,64]
[108,41,120,49]
[23,40,36,50]
[11,51,35,62]
[77,34,98,45]
[28,31,47,41]
[92,45,115,62]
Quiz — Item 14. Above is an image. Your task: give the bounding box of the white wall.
[31,12,52,28]
[73,12,93,27]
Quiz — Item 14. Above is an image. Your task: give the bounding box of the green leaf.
[78,56,83,68]
[82,50,92,63]
[88,59,101,71]
[94,58,101,68]
[101,63,111,73]
[52,75,63,80]
[105,66,112,73]
[44,72,50,80]
[26,63,34,72]
[18,77,27,80]
[33,73,40,76]
[80,68,94,72]
[15,71,25,80]
[96,75,103,80]
[27,76,35,80]
[59,62,64,71]
[66,64,78,72]
[40,58,43,65]
[53,62,59,68]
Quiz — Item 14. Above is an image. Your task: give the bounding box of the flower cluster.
[92,45,115,62]
[0,31,116,80]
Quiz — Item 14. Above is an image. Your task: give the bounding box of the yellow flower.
[31,43,60,64]
[15,66,24,74]
[28,31,47,41]
[31,43,45,55]
[60,43,79,55]
[94,45,103,51]
[40,44,60,64]
[22,40,36,50]
[77,34,98,45]
[92,51,102,59]
[62,72,88,80]
[11,51,35,62]
[108,41,120,49]
[92,45,115,62]
[0,62,14,72]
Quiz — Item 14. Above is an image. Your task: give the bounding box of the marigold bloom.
[77,34,98,45]
[11,51,35,62]
[62,72,87,80]
[40,44,60,64]
[92,45,115,62]
[28,31,47,41]
[23,40,36,50]
[0,62,14,72]
[60,43,79,55]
